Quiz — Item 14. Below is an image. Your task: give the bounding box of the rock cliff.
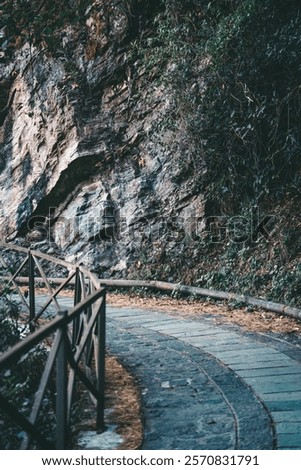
[0,0,205,279]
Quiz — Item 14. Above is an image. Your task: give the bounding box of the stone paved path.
[33,295,301,450]
[106,306,301,450]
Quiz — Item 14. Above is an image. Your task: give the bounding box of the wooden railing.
[0,243,106,449]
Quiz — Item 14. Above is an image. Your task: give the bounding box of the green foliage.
[270,264,301,305]
[0,306,54,449]
[0,308,20,352]
[127,0,301,309]
[134,0,301,212]
[202,0,301,210]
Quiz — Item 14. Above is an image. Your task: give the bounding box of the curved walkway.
[106,305,301,450]
[34,295,301,450]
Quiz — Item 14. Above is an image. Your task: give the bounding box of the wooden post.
[56,310,68,450]
[72,267,81,347]
[96,291,106,432]
[74,267,82,306]
[28,250,35,332]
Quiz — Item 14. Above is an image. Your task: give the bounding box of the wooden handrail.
[0,288,105,370]
[0,243,107,449]
[6,275,301,321]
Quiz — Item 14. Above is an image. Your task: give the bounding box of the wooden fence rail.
[0,243,106,450]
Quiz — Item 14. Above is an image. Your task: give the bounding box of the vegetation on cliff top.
[136,0,301,210]
[129,0,301,306]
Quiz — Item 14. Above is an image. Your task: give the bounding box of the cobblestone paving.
[106,306,301,450]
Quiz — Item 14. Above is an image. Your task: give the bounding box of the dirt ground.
[107,292,301,335]
[72,354,143,450]
[105,355,143,450]
[34,286,301,335]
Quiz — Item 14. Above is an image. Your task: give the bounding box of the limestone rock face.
[0,1,205,280]
[0,52,78,238]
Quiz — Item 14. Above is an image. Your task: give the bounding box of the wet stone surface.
[106,312,275,450]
